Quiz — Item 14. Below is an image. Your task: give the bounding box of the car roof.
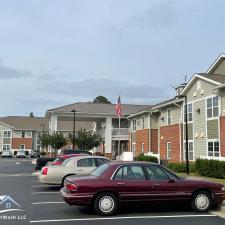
[69,155,109,161]
[107,161,158,166]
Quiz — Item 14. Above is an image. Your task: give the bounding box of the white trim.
[0,122,14,129]
[152,99,183,110]
[186,93,217,105]
[207,139,220,158]
[183,140,194,161]
[206,54,225,74]
[3,130,12,138]
[180,74,221,95]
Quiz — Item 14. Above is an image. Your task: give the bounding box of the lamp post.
[177,95,189,175]
[71,109,76,149]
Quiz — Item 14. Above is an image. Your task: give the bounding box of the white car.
[16,150,26,158]
[38,155,110,186]
[1,151,12,158]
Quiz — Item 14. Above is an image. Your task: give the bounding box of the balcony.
[112,128,129,136]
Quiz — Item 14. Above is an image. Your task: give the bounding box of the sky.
[0,0,225,116]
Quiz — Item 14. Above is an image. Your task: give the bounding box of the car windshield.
[90,163,110,177]
[52,157,64,164]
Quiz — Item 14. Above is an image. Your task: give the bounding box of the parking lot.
[0,158,225,225]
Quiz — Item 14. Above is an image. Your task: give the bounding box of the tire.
[191,190,212,212]
[94,192,118,216]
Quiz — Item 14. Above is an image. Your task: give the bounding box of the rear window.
[91,163,110,177]
[52,157,64,164]
[61,158,71,166]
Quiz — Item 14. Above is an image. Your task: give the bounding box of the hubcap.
[99,196,114,213]
[195,194,209,210]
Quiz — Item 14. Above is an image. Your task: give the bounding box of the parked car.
[60,161,225,216]
[38,156,110,186]
[1,151,12,158]
[16,150,26,158]
[30,151,40,158]
[51,154,88,166]
[35,157,56,170]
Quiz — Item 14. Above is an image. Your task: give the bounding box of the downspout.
[127,118,132,152]
[174,102,183,163]
[148,112,152,153]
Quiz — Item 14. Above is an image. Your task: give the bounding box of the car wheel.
[94,192,118,216]
[191,190,212,212]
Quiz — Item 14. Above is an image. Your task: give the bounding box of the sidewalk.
[211,201,225,219]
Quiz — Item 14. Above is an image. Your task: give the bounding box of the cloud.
[126,1,176,29]
[0,60,32,79]
[40,78,170,104]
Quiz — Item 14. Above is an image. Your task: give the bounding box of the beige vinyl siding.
[193,99,207,158]
[183,124,193,140]
[3,138,11,144]
[131,132,136,142]
[13,131,32,138]
[136,115,149,131]
[160,105,181,126]
[220,90,225,116]
[212,59,225,75]
[207,119,219,139]
[0,124,12,152]
[186,79,216,102]
[151,113,160,129]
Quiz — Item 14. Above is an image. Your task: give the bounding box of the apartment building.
[129,54,225,162]
[0,116,45,155]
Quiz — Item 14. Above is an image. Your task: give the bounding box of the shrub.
[195,159,225,179]
[167,163,196,173]
[135,153,158,163]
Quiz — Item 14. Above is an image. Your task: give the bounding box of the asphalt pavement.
[0,158,225,225]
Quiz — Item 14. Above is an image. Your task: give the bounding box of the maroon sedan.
[60,161,225,216]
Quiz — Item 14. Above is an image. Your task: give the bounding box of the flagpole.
[118,115,121,160]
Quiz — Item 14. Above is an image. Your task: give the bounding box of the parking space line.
[31,192,59,195]
[30,214,216,223]
[32,202,65,205]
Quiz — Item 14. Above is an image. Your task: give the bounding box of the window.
[141,142,144,154]
[132,120,136,131]
[3,144,10,151]
[20,144,25,150]
[21,131,26,138]
[95,158,110,167]
[184,141,194,160]
[37,138,41,151]
[166,142,171,159]
[208,141,220,157]
[167,109,172,125]
[91,164,110,177]
[207,96,219,118]
[145,165,169,180]
[113,165,146,180]
[142,117,145,129]
[184,103,192,122]
[77,158,96,167]
[3,131,11,138]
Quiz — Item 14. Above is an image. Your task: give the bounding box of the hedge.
[195,159,225,179]
[135,154,158,163]
[167,163,196,173]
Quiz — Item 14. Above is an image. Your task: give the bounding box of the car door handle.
[153,183,160,186]
[117,182,125,185]
[76,169,83,171]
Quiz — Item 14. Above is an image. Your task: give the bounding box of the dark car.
[30,151,40,158]
[60,161,225,216]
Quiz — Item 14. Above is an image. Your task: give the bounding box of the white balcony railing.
[112,128,129,136]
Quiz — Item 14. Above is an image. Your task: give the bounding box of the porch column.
[50,113,58,132]
[105,117,112,156]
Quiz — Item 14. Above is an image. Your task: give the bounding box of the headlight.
[221,186,225,191]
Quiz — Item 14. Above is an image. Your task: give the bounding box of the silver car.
[37,155,110,186]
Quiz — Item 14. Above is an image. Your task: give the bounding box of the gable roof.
[207,54,225,74]
[47,102,151,116]
[0,116,47,131]
[198,73,225,84]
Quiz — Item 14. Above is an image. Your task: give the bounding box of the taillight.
[65,182,77,192]
[42,167,48,175]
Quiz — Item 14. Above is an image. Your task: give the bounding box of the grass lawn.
[177,173,225,186]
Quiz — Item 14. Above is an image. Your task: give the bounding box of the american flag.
[115,96,122,117]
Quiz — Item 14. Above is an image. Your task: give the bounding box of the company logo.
[0,195,24,214]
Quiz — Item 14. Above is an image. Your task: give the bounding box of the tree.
[67,129,102,150]
[29,112,34,117]
[39,132,51,151]
[50,132,67,156]
[93,95,111,104]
